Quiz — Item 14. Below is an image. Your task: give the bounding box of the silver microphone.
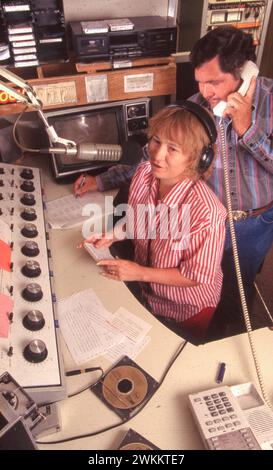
[76,143,122,161]
[43,141,143,165]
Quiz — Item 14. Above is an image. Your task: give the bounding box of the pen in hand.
[75,174,86,197]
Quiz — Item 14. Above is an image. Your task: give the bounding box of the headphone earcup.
[198,145,214,173]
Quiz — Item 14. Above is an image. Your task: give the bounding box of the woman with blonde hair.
[84,102,226,343]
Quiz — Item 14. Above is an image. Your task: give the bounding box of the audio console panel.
[0,162,66,404]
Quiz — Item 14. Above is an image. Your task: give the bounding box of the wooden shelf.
[0,56,176,115]
[75,55,176,73]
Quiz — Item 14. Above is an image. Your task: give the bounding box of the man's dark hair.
[190,26,256,74]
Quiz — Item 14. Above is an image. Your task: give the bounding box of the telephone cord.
[219,119,272,409]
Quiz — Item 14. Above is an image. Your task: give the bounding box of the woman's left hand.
[97,259,143,282]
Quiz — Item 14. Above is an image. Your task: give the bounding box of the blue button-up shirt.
[96,76,273,211]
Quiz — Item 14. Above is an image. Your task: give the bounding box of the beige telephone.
[189,382,273,450]
[213,60,259,117]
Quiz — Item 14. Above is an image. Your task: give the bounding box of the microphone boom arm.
[0,65,76,149]
[0,66,143,164]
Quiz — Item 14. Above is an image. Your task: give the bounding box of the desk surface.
[19,156,273,450]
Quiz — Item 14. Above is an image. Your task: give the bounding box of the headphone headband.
[167,100,217,144]
[166,100,217,173]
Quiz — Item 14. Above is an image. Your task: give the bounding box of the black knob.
[20,168,34,180]
[20,180,35,192]
[22,283,43,302]
[20,193,36,206]
[21,241,40,257]
[21,260,41,278]
[21,207,37,221]
[23,339,48,363]
[23,310,45,331]
[21,223,38,238]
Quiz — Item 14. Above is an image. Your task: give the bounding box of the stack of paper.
[45,192,114,230]
[58,289,151,365]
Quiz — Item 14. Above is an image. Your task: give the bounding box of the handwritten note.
[109,307,152,342]
[46,192,113,229]
[57,289,152,365]
[104,335,151,364]
[58,288,123,364]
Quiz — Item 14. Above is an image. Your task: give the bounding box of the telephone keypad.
[189,385,261,450]
[207,428,259,450]
[199,390,238,418]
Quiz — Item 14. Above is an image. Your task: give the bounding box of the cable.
[254,281,273,326]
[35,341,187,445]
[12,104,41,153]
[219,120,272,410]
[67,367,104,399]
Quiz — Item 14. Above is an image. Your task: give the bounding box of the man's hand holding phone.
[213,60,258,136]
[224,75,257,136]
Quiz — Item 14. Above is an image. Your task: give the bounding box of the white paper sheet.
[58,288,123,364]
[84,242,114,262]
[45,192,113,229]
[104,335,151,364]
[57,290,152,366]
[109,306,152,342]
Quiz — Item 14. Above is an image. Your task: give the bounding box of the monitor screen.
[53,109,119,159]
[49,107,121,169]
[44,97,150,181]
[48,106,125,177]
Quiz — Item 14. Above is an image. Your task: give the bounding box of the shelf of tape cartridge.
[0,58,176,114]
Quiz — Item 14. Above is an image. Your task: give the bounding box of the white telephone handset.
[213,60,259,117]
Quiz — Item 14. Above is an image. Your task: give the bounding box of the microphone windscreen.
[119,141,144,165]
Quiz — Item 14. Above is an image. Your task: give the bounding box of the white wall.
[63,0,170,22]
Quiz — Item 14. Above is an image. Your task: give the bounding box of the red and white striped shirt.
[128,162,227,322]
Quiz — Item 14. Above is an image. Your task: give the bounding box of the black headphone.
[167,100,217,173]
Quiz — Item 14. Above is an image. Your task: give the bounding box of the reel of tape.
[102,365,148,410]
[117,428,160,450]
[120,442,153,450]
[92,356,158,419]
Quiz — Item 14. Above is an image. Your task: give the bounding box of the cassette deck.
[69,16,177,62]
